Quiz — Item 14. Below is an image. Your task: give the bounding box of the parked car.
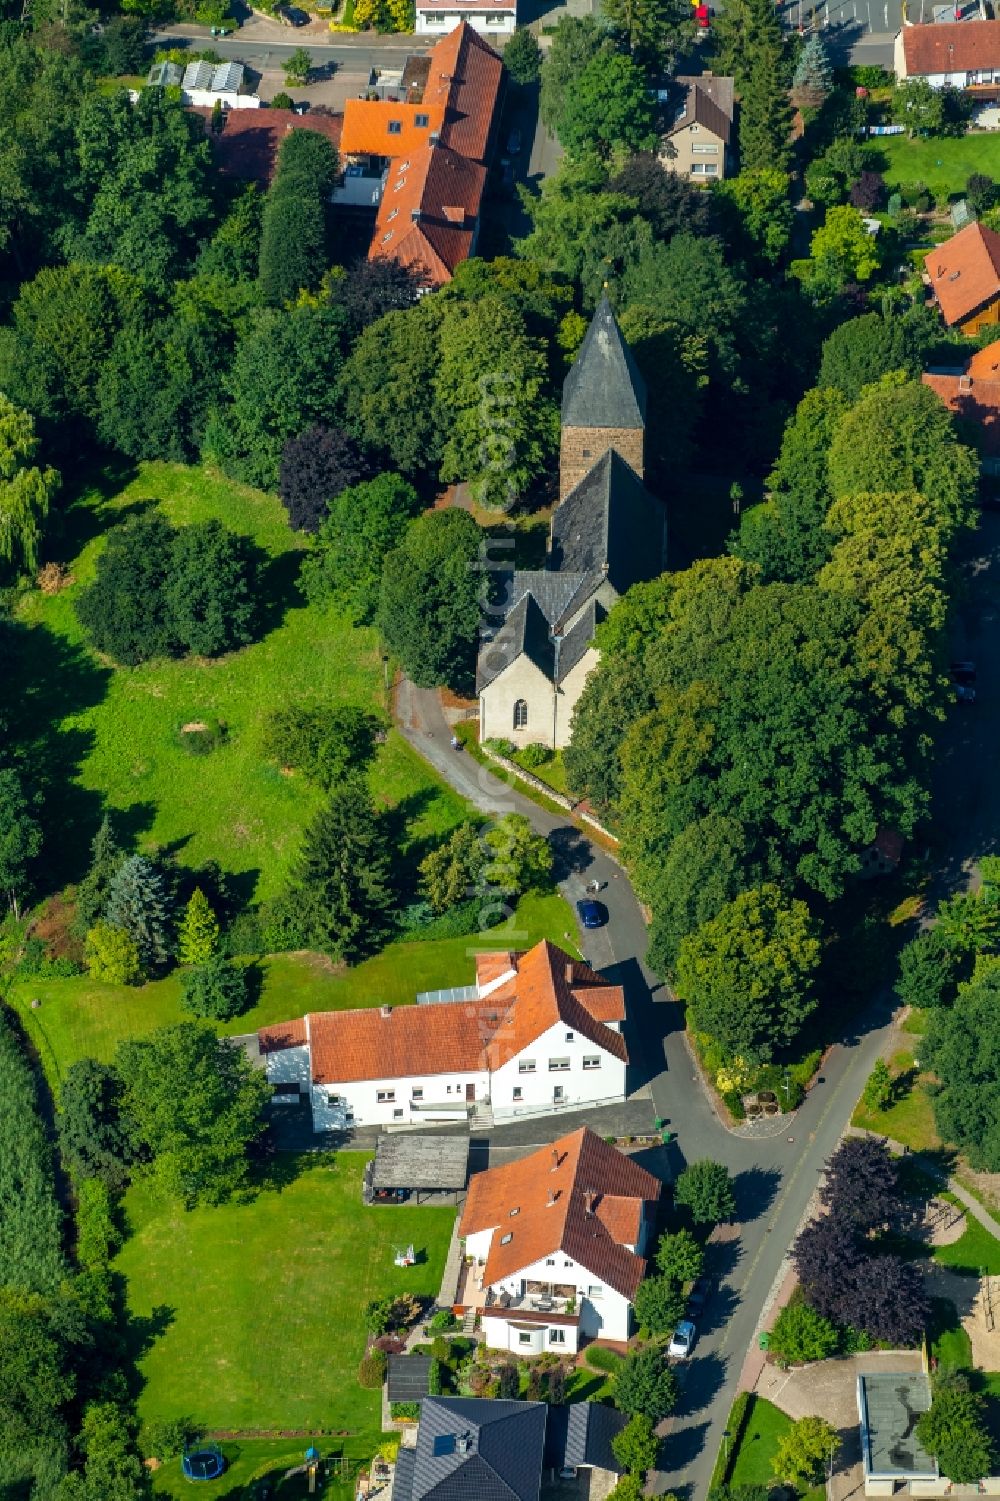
[292,101,310,114]
[276,4,309,22]
[955,683,977,705]
[669,1320,697,1358]
[505,127,522,155]
[950,660,977,685]
[499,157,515,191]
[576,899,607,930]
[687,1278,711,1316]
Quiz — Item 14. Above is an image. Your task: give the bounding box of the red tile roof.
[368,142,486,286]
[341,22,502,163]
[190,107,343,183]
[258,1017,307,1053]
[902,18,1000,76]
[257,939,627,1085]
[924,221,1000,326]
[460,1127,662,1301]
[923,338,1000,454]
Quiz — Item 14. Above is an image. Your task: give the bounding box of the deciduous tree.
[772,1416,838,1486]
[0,393,59,575]
[84,922,143,986]
[0,767,41,917]
[378,509,484,693]
[633,1275,688,1335]
[655,1229,703,1284]
[503,27,542,83]
[917,1374,994,1484]
[539,16,606,131]
[259,704,383,789]
[895,923,972,1010]
[673,1160,736,1225]
[556,50,657,159]
[483,814,554,901]
[300,474,422,622]
[117,1022,271,1206]
[819,1137,904,1230]
[676,884,821,1063]
[614,1345,678,1423]
[420,823,486,913]
[180,957,249,1021]
[278,425,367,534]
[611,1413,660,1475]
[258,127,337,306]
[923,969,1000,1169]
[165,519,259,658]
[768,1294,839,1365]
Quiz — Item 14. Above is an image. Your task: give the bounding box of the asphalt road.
[394,679,899,1499]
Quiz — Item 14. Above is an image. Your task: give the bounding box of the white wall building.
[415,0,517,36]
[460,1127,662,1355]
[894,18,1000,89]
[258,940,629,1133]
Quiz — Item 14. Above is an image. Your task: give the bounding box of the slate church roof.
[561,293,647,431]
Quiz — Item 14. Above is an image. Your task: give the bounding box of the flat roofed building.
[857,1373,937,1496]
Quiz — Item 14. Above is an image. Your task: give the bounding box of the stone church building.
[476,296,668,751]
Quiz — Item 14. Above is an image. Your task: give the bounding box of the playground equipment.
[182,1445,226,1482]
[394,1244,416,1267]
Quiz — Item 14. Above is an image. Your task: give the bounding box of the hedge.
[0,1009,65,1293]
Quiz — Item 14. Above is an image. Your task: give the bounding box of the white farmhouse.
[459,1126,662,1355]
[414,0,517,36]
[257,940,628,1132]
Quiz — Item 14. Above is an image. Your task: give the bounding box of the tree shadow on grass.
[121,1301,177,1385]
[254,548,306,642]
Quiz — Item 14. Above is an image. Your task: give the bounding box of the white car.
[669,1319,696,1359]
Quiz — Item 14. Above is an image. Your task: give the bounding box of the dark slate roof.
[476,592,555,692]
[554,1403,628,1473]
[388,1355,433,1403]
[394,1446,417,1501]
[549,449,667,609]
[509,570,590,629]
[561,294,647,432]
[411,1397,547,1501]
[555,599,604,684]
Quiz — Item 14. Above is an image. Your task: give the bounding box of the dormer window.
[388,209,398,221]
[501,1231,513,1245]
[509,1206,519,1216]
[381,231,393,244]
[394,178,407,192]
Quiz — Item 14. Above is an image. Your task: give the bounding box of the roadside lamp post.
[723,1431,731,1464]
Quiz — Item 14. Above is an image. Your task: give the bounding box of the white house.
[894,18,1000,89]
[257,940,629,1133]
[415,0,516,36]
[459,1127,662,1356]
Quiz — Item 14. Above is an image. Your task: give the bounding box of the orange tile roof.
[340,23,502,164]
[341,99,444,159]
[902,18,1000,76]
[923,339,1000,455]
[460,1127,662,1301]
[925,222,1000,326]
[481,941,628,1070]
[476,951,516,988]
[257,939,627,1084]
[369,142,486,287]
[258,1017,307,1053]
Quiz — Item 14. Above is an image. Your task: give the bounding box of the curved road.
[396,678,896,1500]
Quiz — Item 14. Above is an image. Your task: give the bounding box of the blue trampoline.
[182,1446,226,1482]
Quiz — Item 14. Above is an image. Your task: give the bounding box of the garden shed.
[365,1136,470,1205]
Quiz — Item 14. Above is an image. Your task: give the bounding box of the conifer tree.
[739,42,794,174]
[178,887,219,967]
[792,32,833,100]
[105,854,173,971]
[281,776,396,962]
[75,813,123,935]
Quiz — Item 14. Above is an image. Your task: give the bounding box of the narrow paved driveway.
[395,677,897,1499]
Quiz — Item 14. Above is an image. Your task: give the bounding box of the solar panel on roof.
[432,1434,455,1457]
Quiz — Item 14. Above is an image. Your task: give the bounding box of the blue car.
[577,899,607,929]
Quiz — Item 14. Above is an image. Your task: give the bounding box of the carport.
[364,1135,470,1206]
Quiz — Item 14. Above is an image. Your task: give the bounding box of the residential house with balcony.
[256,940,628,1132]
[458,1126,662,1355]
[414,0,517,35]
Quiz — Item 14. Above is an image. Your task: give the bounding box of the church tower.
[558,294,647,502]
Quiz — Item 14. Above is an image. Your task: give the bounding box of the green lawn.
[117,1154,454,1435]
[150,1437,371,1501]
[510,749,569,797]
[851,1051,941,1152]
[726,1396,824,1501]
[875,134,1000,196]
[10,461,466,902]
[929,1297,972,1369]
[10,888,577,1089]
[934,1216,1000,1276]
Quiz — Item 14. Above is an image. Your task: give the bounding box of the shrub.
[428,1309,457,1332]
[862,1058,895,1113]
[430,1336,450,1363]
[373,1335,405,1354]
[485,738,516,758]
[74,1177,118,1322]
[768,1292,839,1365]
[84,921,142,985]
[271,91,293,108]
[180,957,249,1021]
[586,1345,623,1373]
[364,1295,397,1335]
[259,704,382,790]
[390,1401,420,1419]
[143,1417,196,1460]
[428,1358,443,1396]
[358,1349,387,1388]
[518,742,551,768]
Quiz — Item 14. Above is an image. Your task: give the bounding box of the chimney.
[565,961,574,984]
[584,1190,596,1215]
[455,1434,471,1455]
[442,204,465,224]
[380,1005,391,1018]
[550,1149,559,1172]
[411,207,422,222]
[547,1188,558,1206]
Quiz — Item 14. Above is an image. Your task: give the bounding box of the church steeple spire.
[558,294,646,501]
